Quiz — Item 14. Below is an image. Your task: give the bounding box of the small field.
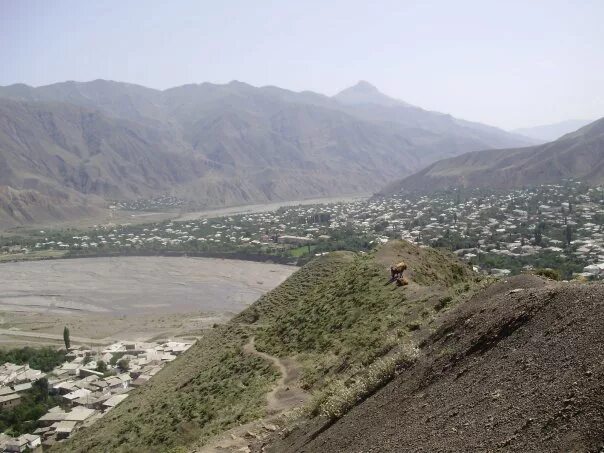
[289,245,316,257]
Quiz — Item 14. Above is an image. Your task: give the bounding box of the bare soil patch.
[269,276,604,452]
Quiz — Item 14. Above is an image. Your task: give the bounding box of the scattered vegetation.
[247,241,477,419]
[478,252,584,279]
[533,268,562,280]
[0,347,66,372]
[0,378,62,436]
[308,343,419,419]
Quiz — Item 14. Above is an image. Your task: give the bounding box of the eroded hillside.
[269,275,604,452]
[50,241,604,452]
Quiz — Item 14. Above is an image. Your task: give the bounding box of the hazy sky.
[1,0,603,129]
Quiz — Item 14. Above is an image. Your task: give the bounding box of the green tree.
[565,224,573,245]
[63,326,70,350]
[96,360,108,373]
[534,227,542,246]
[117,358,130,371]
[0,347,66,372]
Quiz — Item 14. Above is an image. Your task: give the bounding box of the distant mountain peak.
[349,80,380,92]
[227,80,252,88]
[334,81,408,107]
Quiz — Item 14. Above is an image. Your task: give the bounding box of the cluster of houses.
[0,363,44,410]
[0,433,41,452]
[111,195,190,211]
[4,183,603,277]
[0,340,193,451]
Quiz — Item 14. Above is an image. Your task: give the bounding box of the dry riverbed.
[0,257,296,347]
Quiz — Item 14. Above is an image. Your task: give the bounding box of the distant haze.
[513,119,594,142]
[1,0,603,129]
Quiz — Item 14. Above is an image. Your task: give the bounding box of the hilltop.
[52,241,478,452]
[0,80,532,228]
[381,116,604,194]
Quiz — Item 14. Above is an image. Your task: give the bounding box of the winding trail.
[196,337,308,452]
[243,336,306,413]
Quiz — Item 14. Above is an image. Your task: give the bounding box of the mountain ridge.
[0,79,535,228]
[380,116,604,195]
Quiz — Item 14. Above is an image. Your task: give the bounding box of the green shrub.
[534,268,561,281]
[309,344,419,420]
[117,358,130,371]
[434,296,452,312]
[0,378,62,435]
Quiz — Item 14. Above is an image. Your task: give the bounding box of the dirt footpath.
[196,337,309,453]
[243,337,309,414]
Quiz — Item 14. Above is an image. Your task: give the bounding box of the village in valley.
[0,182,603,450]
[0,338,192,451]
[1,181,604,449]
[2,181,604,280]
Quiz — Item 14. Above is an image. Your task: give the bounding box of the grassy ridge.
[54,256,354,453]
[248,242,477,402]
[55,241,478,452]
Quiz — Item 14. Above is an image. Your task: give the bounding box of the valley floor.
[0,257,295,347]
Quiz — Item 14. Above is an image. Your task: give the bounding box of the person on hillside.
[390,261,407,280]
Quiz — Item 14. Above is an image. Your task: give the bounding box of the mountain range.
[0,79,533,228]
[381,116,604,195]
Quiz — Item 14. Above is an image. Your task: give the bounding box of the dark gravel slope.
[273,276,604,452]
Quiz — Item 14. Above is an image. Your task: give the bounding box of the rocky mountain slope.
[334,81,534,151]
[0,80,532,228]
[0,186,102,230]
[0,98,204,228]
[381,116,604,195]
[271,275,604,452]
